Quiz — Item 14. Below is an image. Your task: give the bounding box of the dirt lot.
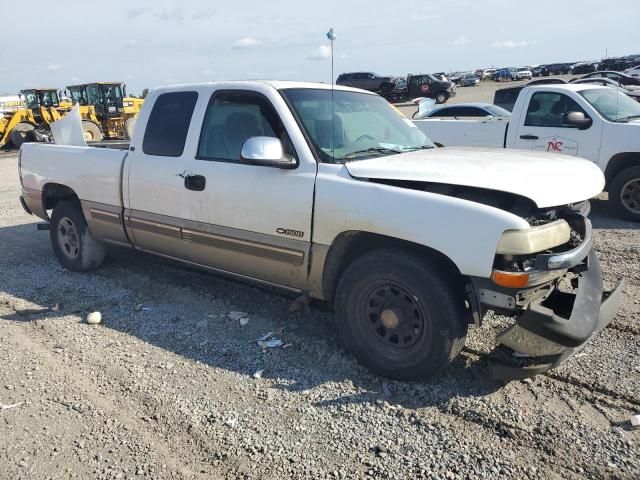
[0,146,638,479]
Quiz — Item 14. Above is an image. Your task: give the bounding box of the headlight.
[496,219,570,255]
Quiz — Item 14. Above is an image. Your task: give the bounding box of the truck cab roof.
[150,80,375,96]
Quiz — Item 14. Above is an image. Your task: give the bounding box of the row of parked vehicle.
[336,72,457,104]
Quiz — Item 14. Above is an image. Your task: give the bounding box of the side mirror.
[240,136,296,169]
[564,111,592,130]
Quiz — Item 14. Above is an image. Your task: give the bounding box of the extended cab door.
[511,90,603,161]
[125,90,200,258]
[176,86,316,290]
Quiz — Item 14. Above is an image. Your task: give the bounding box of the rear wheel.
[435,92,448,104]
[50,200,106,271]
[335,249,468,381]
[10,123,35,148]
[81,121,104,142]
[609,166,640,222]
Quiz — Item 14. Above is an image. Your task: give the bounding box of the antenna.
[326,28,336,160]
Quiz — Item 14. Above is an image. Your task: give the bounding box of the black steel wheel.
[335,249,469,381]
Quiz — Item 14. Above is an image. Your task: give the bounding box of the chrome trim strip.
[537,219,593,270]
[137,248,303,293]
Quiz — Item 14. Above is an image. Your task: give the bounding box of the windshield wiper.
[400,145,435,151]
[340,147,403,160]
[616,114,640,122]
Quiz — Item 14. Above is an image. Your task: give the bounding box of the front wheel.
[335,250,469,381]
[609,166,640,222]
[435,92,448,104]
[50,200,106,271]
[81,121,104,142]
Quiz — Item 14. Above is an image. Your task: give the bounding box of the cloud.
[307,45,331,60]
[492,40,533,48]
[127,7,150,18]
[233,37,261,49]
[202,69,215,76]
[453,35,469,46]
[47,64,62,71]
[155,9,184,22]
[124,39,137,48]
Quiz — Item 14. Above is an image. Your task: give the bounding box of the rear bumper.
[490,250,624,381]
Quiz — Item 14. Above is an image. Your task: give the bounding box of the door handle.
[519,135,539,140]
[184,174,206,191]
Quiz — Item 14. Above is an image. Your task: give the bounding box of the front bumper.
[490,250,624,381]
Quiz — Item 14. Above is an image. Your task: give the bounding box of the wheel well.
[42,183,80,217]
[321,231,463,303]
[604,153,640,188]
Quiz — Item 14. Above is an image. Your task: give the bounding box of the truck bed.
[20,143,128,209]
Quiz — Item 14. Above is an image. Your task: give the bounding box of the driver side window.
[197,91,294,162]
[524,92,588,128]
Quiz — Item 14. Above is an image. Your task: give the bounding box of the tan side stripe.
[89,208,121,224]
[129,217,181,239]
[182,228,304,266]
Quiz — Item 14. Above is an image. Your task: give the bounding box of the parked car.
[413,102,510,119]
[600,56,640,72]
[336,72,395,93]
[19,80,623,381]
[542,63,574,76]
[414,83,640,220]
[493,68,515,82]
[404,74,456,103]
[580,71,640,87]
[570,62,598,75]
[481,68,497,80]
[531,65,546,77]
[514,68,532,80]
[493,78,567,111]
[447,72,464,84]
[459,73,480,87]
[624,65,640,77]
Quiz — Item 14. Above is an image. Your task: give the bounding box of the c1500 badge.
[532,135,578,156]
[276,228,304,238]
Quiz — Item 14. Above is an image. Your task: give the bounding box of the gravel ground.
[0,148,638,479]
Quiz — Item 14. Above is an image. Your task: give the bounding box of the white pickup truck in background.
[414,84,640,221]
[18,81,623,381]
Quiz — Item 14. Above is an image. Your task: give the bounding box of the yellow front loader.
[0,89,64,148]
[65,82,143,141]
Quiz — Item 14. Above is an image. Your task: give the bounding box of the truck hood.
[344,147,604,208]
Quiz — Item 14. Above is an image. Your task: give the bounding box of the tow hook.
[37,223,50,231]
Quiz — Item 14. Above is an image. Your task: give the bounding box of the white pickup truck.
[414,84,640,222]
[18,81,623,381]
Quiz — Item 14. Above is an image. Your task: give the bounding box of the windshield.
[22,91,38,109]
[282,88,434,163]
[102,84,123,104]
[579,88,640,122]
[69,87,89,105]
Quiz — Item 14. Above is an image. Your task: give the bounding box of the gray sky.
[1,0,639,95]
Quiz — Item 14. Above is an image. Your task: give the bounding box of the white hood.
[344,147,604,208]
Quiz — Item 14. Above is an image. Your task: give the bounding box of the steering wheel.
[356,134,375,142]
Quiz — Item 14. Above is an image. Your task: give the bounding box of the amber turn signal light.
[491,270,530,289]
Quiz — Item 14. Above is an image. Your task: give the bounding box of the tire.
[125,117,137,140]
[50,200,106,271]
[609,166,640,222]
[10,123,35,148]
[435,92,448,104]
[335,249,469,381]
[380,83,392,94]
[81,121,104,142]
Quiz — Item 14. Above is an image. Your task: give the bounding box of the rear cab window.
[143,91,199,157]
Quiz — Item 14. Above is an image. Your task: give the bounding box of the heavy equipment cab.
[0,88,64,148]
[66,82,141,141]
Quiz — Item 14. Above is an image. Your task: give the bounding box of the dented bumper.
[490,250,624,381]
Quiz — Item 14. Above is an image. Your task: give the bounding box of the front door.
[179,88,316,290]
[512,91,602,162]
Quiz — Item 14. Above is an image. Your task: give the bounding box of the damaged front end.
[470,202,625,381]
